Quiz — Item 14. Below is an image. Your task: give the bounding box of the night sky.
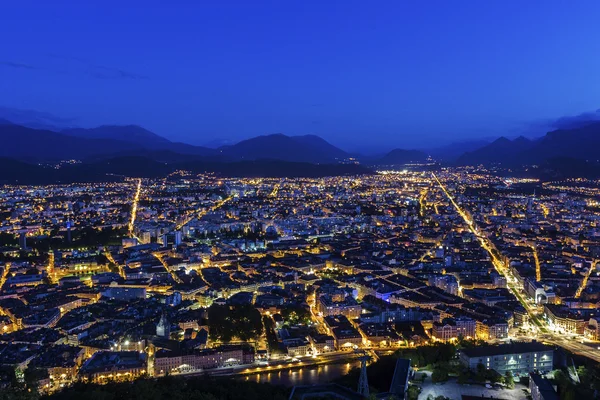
[2,1,600,152]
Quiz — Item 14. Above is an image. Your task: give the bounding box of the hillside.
[457,136,534,165]
[458,122,600,165]
[62,125,216,156]
[0,156,373,184]
[0,124,144,162]
[218,133,349,163]
[377,149,428,165]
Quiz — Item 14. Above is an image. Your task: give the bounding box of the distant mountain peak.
[217,133,348,163]
[62,124,171,145]
[377,148,428,165]
[491,136,511,144]
[457,122,600,166]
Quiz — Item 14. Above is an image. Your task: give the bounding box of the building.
[476,320,509,340]
[154,345,254,376]
[308,334,335,354]
[544,304,594,335]
[455,317,477,339]
[102,284,146,301]
[79,351,146,383]
[160,231,183,247]
[529,373,559,400]
[317,295,362,319]
[358,323,401,347]
[432,319,457,342]
[156,314,170,338]
[389,358,412,399]
[19,232,27,250]
[324,315,362,350]
[584,317,600,340]
[285,338,311,357]
[428,275,459,296]
[527,280,557,304]
[460,342,554,377]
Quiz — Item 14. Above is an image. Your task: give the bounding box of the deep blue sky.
[2,1,600,152]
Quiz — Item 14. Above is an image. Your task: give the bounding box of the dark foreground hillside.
[42,376,289,400]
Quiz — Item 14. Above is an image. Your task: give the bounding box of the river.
[236,360,361,386]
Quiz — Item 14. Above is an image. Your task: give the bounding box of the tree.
[431,367,449,383]
[457,368,470,384]
[504,371,515,389]
[208,304,263,342]
[475,363,487,383]
[406,385,421,400]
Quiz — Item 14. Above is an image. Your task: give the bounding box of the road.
[531,245,541,282]
[47,251,57,284]
[575,260,597,298]
[176,195,234,230]
[152,252,183,284]
[0,262,11,291]
[105,250,126,279]
[432,174,537,316]
[128,179,142,238]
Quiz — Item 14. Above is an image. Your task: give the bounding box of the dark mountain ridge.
[457,122,600,165]
[216,133,349,163]
[0,156,373,184]
[61,125,216,156]
[62,125,170,144]
[2,116,600,173]
[376,148,428,165]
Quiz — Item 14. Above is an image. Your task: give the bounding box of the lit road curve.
[153,252,183,284]
[128,179,142,238]
[575,260,598,299]
[0,263,18,326]
[432,173,543,325]
[176,195,234,230]
[47,251,57,284]
[531,245,541,282]
[0,262,11,292]
[105,250,126,279]
[433,173,600,362]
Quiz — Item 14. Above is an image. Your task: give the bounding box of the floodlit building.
[460,342,554,377]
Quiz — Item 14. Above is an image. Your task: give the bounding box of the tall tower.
[356,351,370,397]
[18,232,27,250]
[66,220,72,243]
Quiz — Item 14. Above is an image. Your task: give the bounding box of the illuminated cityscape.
[0,167,599,398]
[3,1,600,399]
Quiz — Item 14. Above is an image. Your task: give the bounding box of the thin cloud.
[90,65,149,80]
[1,61,37,70]
[47,53,149,80]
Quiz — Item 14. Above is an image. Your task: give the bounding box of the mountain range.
[0,120,426,165]
[457,121,600,166]
[1,115,599,182]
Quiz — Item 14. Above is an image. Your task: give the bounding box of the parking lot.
[418,377,529,400]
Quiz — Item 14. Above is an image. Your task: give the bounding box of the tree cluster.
[207,304,263,342]
[42,376,288,400]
